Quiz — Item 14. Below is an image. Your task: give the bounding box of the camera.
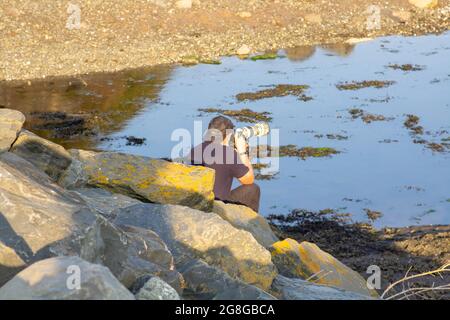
[234,122,270,141]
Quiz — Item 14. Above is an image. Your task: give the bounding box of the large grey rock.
[0,152,178,289]
[270,238,377,297]
[0,242,25,287]
[180,259,276,300]
[0,152,103,277]
[0,256,135,300]
[94,223,180,289]
[272,275,374,300]
[72,187,141,218]
[10,130,72,180]
[212,201,279,248]
[135,276,180,300]
[113,203,277,291]
[58,149,215,211]
[0,109,25,153]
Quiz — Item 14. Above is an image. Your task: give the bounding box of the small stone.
[237,11,252,18]
[392,10,412,22]
[305,13,322,24]
[237,44,251,55]
[135,277,180,300]
[408,0,439,9]
[175,0,192,9]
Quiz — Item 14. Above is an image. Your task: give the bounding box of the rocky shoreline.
[269,210,450,299]
[1,108,382,300]
[1,0,450,81]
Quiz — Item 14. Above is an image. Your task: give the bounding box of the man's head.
[206,116,235,143]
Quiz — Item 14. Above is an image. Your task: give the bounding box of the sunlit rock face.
[58,149,215,211]
[0,109,25,153]
[270,238,378,298]
[212,200,279,248]
[10,129,72,180]
[0,152,179,289]
[272,275,375,300]
[113,203,278,291]
[0,257,135,300]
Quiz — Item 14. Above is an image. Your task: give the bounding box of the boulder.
[113,203,277,291]
[95,223,180,289]
[237,45,251,55]
[59,150,215,211]
[131,271,185,296]
[408,0,439,9]
[180,259,276,300]
[72,187,141,218]
[135,276,180,300]
[10,130,72,180]
[0,243,26,287]
[0,109,25,153]
[272,275,374,300]
[0,152,104,280]
[212,201,278,248]
[0,256,134,300]
[270,239,377,297]
[0,152,179,289]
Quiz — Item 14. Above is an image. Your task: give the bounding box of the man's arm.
[235,135,255,185]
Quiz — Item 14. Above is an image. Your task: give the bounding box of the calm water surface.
[1,32,450,227]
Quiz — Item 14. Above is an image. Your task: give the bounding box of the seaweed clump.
[198,108,272,123]
[348,108,392,123]
[387,64,424,71]
[404,114,424,135]
[236,84,312,102]
[250,53,279,61]
[336,80,395,90]
[279,145,340,159]
[253,163,278,180]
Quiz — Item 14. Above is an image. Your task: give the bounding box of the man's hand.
[235,134,254,185]
[234,134,248,155]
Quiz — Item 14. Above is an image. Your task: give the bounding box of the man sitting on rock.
[189,116,260,212]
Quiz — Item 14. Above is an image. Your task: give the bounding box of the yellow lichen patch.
[74,151,215,211]
[271,239,377,297]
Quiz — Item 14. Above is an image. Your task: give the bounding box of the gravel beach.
[1,0,449,81]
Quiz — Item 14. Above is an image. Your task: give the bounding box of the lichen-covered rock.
[113,203,278,291]
[0,257,134,300]
[408,0,439,9]
[0,109,25,153]
[10,130,72,180]
[135,277,180,300]
[272,275,374,300]
[59,149,215,211]
[0,152,178,289]
[180,259,276,300]
[270,239,377,297]
[212,201,278,248]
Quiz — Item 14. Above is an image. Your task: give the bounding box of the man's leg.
[228,183,261,212]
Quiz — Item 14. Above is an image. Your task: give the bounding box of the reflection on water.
[1,33,450,227]
[0,66,173,149]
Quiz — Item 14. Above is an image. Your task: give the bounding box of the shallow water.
[1,32,450,228]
